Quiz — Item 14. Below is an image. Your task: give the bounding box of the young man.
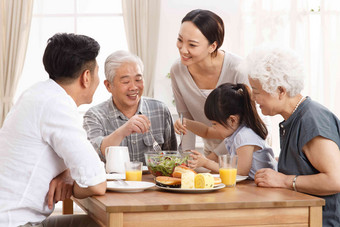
[83,50,177,164]
[0,33,106,227]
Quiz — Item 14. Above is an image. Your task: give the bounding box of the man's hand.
[47,169,74,209]
[121,115,150,136]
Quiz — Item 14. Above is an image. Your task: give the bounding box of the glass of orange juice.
[124,161,143,181]
[218,154,238,187]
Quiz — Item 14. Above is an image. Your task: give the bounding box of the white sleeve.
[40,95,106,188]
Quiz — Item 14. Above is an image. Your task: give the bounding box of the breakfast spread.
[145,152,189,177]
[181,172,196,189]
[195,173,214,189]
[155,165,222,189]
[155,176,182,188]
[172,165,196,178]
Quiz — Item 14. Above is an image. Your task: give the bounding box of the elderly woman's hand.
[254,168,292,189]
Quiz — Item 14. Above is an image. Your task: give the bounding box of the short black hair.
[43,33,100,83]
[182,9,224,57]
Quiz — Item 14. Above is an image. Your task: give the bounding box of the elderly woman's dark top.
[278,96,340,227]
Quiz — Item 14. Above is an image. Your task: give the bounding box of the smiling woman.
[170,9,249,158]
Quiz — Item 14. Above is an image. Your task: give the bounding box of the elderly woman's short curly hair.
[238,46,305,97]
[104,50,144,83]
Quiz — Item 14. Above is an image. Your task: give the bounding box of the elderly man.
[83,50,177,164]
[0,33,106,227]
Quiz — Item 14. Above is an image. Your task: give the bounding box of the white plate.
[211,174,248,182]
[106,166,149,180]
[107,181,155,193]
[106,173,125,180]
[156,183,225,193]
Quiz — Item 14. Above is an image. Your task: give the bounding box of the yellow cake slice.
[194,173,214,189]
[181,172,195,189]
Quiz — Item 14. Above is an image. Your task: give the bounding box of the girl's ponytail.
[237,83,268,140]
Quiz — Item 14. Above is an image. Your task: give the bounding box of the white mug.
[105,146,130,173]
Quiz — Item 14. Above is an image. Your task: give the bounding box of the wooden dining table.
[71,174,324,227]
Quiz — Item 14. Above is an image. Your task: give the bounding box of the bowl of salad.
[145,151,190,177]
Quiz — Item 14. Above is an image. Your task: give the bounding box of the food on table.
[181,172,196,189]
[155,172,221,189]
[195,173,214,189]
[214,177,222,185]
[145,151,189,177]
[155,176,181,188]
[172,165,197,178]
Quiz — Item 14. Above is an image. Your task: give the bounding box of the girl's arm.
[188,145,258,176]
[188,150,220,173]
[174,118,223,139]
[236,145,259,176]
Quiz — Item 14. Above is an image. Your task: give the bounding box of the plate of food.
[155,183,225,193]
[154,166,225,193]
[106,181,155,193]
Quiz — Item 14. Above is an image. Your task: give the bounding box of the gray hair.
[238,46,304,97]
[104,50,144,83]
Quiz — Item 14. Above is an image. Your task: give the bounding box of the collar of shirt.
[279,96,310,130]
[108,96,145,120]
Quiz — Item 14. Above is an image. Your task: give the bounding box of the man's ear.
[104,79,112,93]
[80,69,91,88]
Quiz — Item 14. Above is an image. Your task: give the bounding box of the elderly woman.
[240,46,340,226]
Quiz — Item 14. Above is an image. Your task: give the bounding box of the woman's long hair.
[204,83,268,139]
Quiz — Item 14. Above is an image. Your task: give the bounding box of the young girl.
[175,83,277,179]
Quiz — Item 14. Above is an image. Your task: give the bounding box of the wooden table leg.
[309,206,322,227]
[62,198,74,214]
[108,213,123,227]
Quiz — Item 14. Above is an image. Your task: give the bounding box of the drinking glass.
[124,161,143,181]
[219,154,238,187]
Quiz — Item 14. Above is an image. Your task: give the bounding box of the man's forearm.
[73,181,106,199]
[100,128,126,156]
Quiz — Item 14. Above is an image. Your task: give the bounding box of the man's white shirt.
[0,79,106,226]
